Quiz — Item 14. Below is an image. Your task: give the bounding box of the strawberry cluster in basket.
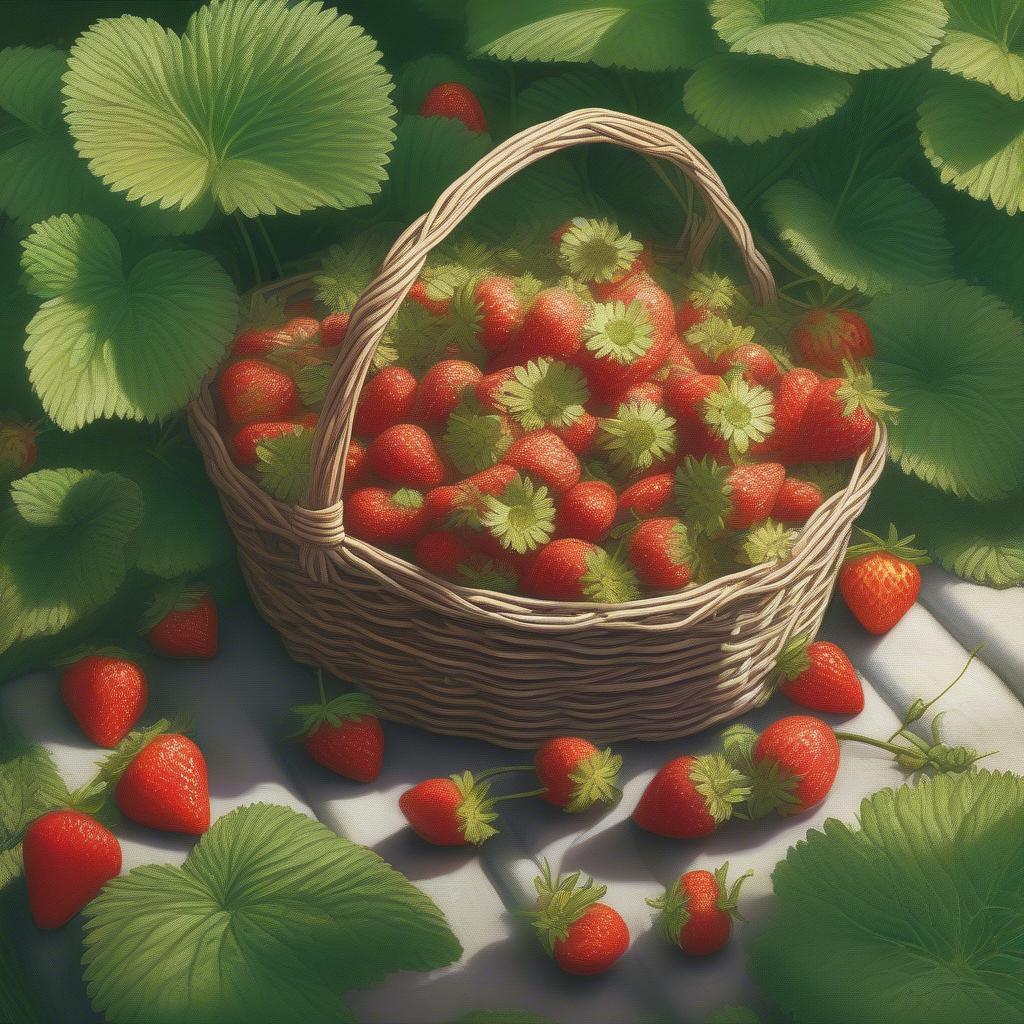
[215,217,893,602]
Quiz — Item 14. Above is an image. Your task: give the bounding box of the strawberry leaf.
[256,427,313,504]
[313,232,390,313]
[81,803,462,1024]
[932,0,1024,101]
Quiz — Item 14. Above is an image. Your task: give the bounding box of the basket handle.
[306,107,778,514]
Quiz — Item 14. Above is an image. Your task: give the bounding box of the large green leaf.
[82,803,462,1024]
[21,214,237,430]
[762,176,952,294]
[865,280,1024,499]
[710,0,948,73]
[684,53,852,144]
[466,0,717,72]
[63,0,397,218]
[944,190,1024,307]
[751,771,1024,1024]
[919,75,1024,215]
[933,0,1024,100]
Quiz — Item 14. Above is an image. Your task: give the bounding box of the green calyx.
[456,555,518,593]
[582,546,641,603]
[721,724,759,773]
[646,862,753,948]
[773,634,812,685]
[689,753,752,824]
[736,520,797,566]
[480,474,556,554]
[383,304,448,374]
[686,314,755,360]
[675,455,733,536]
[451,769,500,846]
[95,717,190,786]
[701,372,775,457]
[392,488,424,510]
[746,755,803,819]
[443,398,513,474]
[584,300,654,364]
[444,279,486,361]
[789,461,851,498]
[558,217,643,284]
[141,579,208,633]
[684,272,740,312]
[836,361,899,423]
[525,860,608,956]
[845,523,931,565]
[601,400,677,472]
[688,531,732,585]
[564,747,623,813]
[52,644,140,666]
[290,671,377,737]
[498,358,589,431]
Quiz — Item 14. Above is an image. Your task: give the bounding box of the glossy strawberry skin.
[354,367,418,438]
[840,552,921,634]
[148,593,218,660]
[320,311,350,349]
[415,360,483,427]
[423,464,517,527]
[60,655,148,748]
[553,903,630,975]
[618,472,674,518]
[231,421,304,466]
[554,411,599,455]
[476,367,518,412]
[503,429,580,494]
[343,440,367,497]
[726,463,785,530]
[415,529,472,578]
[304,715,383,783]
[754,716,840,813]
[512,288,590,362]
[676,299,711,336]
[346,487,427,546]
[772,476,824,524]
[24,810,121,929]
[675,870,732,956]
[219,359,299,425]
[715,342,781,387]
[277,316,321,343]
[793,308,874,373]
[231,327,277,356]
[780,641,864,715]
[399,777,467,845]
[612,381,664,407]
[474,276,526,353]
[758,368,820,460]
[419,82,488,133]
[522,538,595,600]
[662,370,726,459]
[632,756,718,838]
[628,517,692,589]
[556,481,617,541]
[368,424,446,489]
[798,377,877,462]
[115,734,211,835]
[535,736,600,807]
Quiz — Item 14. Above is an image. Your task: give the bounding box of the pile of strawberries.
[216,216,892,602]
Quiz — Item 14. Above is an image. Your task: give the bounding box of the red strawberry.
[631,754,750,838]
[60,653,148,748]
[231,326,278,356]
[346,487,427,546]
[512,288,590,362]
[554,411,599,455]
[618,472,674,517]
[797,366,895,462]
[409,278,452,317]
[676,299,710,336]
[715,342,781,387]
[773,636,864,715]
[399,770,498,845]
[146,585,218,660]
[343,439,367,497]
[460,276,526,354]
[368,424,446,489]
[662,370,726,458]
[292,676,382,783]
[354,367,418,438]
[661,338,699,374]
[415,529,473,578]
[772,476,823,523]
[745,715,840,816]
[415,360,482,426]
[115,732,211,834]
[320,311,350,348]
[523,539,638,602]
[627,517,692,589]
[476,367,518,411]
[23,810,121,929]
[526,862,629,975]
[534,737,622,811]
[424,464,517,527]
[231,420,305,466]
[613,381,664,407]
[676,456,784,534]
[504,429,580,494]
[839,525,929,634]
[556,481,617,541]
[219,359,298,425]
[792,308,874,373]
[0,419,38,477]
[276,316,321,343]
[419,82,488,133]
[648,863,751,957]
[758,367,820,459]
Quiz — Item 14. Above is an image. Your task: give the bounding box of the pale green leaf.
[919,75,1024,215]
[751,771,1024,1024]
[256,428,313,504]
[82,803,462,1024]
[933,0,1024,100]
[63,0,397,218]
[685,53,852,144]
[710,0,948,72]
[22,214,237,429]
[762,177,952,294]
[865,280,1024,499]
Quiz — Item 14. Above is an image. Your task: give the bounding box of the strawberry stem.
[316,669,328,708]
[885,644,982,742]
[492,787,547,804]
[475,764,535,782]
[833,732,908,757]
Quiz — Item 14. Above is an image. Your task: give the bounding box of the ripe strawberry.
[231,326,278,356]
[60,652,148,748]
[415,359,482,426]
[276,316,321,343]
[503,429,580,494]
[618,472,674,517]
[675,273,740,336]
[146,584,218,659]
[419,82,488,133]
[631,754,750,838]
[554,411,599,455]
[399,770,498,845]
[476,367,518,412]
[526,862,629,975]
[839,525,929,634]
[661,338,699,374]
[715,342,781,387]
[556,481,617,541]
[677,300,711,336]
[534,736,622,812]
[424,463,517,527]
[455,275,526,354]
[0,419,38,477]
[773,636,864,715]
[676,456,785,534]
[115,732,211,834]
[346,487,427,546]
[792,308,874,373]
[627,517,693,589]
[511,288,590,362]
[662,370,727,459]
[23,810,121,929]
[613,381,664,407]
[367,424,446,489]
[292,676,382,783]
[343,439,367,497]
[409,278,452,317]
[220,359,299,425]
[415,529,473,578]
[747,715,840,816]
[797,366,895,462]
[523,539,639,602]
[320,311,350,348]
[231,420,305,466]
[354,366,418,438]
[648,863,751,957]
[757,367,820,460]
[772,476,823,523]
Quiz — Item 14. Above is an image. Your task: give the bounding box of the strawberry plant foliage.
[751,771,1024,1024]
[932,0,1024,101]
[81,804,460,1024]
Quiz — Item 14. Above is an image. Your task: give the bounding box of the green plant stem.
[755,234,806,279]
[475,764,535,782]
[830,146,863,227]
[316,670,328,707]
[492,787,547,804]
[234,212,262,285]
[833,732,909,757]
[886,644,983,742]
[255,217,284,280]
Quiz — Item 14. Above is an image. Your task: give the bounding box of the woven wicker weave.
[189,109,887,748]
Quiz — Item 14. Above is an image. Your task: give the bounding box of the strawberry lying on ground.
[399,770,499,846]
[771,635,864,714]
[144,583,218,660]
[60,650,148,748]
[419,82,488,133]
[534,736,622,812]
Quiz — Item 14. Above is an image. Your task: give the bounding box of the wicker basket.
[188,109,887,748]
